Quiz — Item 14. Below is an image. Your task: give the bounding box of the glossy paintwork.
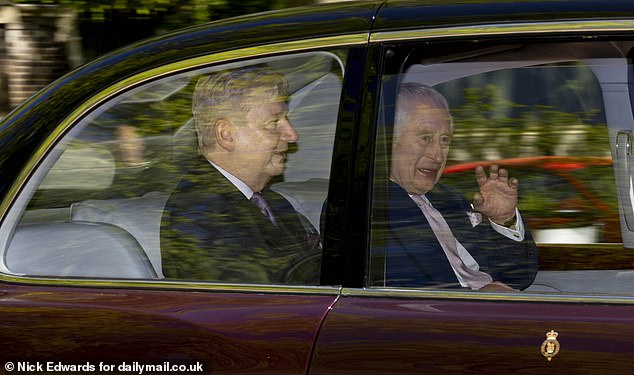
[0,283,339,373]
[321,46,378,287]
[310,294,634,374]
[375,0,634,33]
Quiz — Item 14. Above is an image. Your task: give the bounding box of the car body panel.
[310,292,634,374]
[1,283,340,373]
[374,0,634,33]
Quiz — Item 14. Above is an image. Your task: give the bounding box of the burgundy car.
[1,1,633,374]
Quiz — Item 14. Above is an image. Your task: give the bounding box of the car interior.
[1,51,343,281]
[370,40,634,293]
[2,40,634,295]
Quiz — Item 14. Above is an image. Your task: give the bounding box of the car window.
[370,41,634,295]
[2,50,346,284]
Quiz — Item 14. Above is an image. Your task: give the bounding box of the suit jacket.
[160,156,320,284]
[378,181,538,290]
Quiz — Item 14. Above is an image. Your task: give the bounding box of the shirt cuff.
[489,208,525,241]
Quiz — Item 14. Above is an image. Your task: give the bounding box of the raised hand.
[472,165,518,225]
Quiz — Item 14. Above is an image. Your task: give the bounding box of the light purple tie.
[251,192,277,227]
[411,194,493,290]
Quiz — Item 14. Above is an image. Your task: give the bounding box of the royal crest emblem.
[540,330,560,361]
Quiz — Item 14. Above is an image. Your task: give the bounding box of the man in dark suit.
[161,67,320,284]
[382,83,537,291]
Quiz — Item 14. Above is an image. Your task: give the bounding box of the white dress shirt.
[208,160,255,199]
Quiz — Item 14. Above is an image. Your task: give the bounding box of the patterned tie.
[411,194,493,290]
[251,192,278,227]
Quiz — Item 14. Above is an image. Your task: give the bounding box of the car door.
[310,12,634,374]
[0,33,367,373]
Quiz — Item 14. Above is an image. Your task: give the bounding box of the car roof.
[375,0,634,33]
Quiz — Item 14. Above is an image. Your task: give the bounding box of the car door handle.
[615,129,634,231]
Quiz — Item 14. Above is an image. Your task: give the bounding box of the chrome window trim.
[342,287,634,305]
[0,33,367,289]
[370,19,634,43]
[0,273,343,295]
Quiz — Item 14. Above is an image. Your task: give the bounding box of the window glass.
[3,50,346,284]
[370,42,633,295]
[438,63,617,245]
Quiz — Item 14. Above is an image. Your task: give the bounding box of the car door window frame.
[363,22,634,300]
[0,35,367,293]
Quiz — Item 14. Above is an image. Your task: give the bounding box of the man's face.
[232,95,298,190]
[390,104,452,195]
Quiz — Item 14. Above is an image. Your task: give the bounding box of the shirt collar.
[208,160,254,199]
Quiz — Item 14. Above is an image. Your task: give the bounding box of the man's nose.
[280,117,298,142]
[426,139,444,162]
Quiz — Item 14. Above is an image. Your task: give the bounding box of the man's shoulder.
[428,183,470,209]
[430,182,462,197]
[385,180,465,207]
[166,162,244,213]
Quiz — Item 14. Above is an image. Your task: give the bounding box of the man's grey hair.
[192,66,289,153]
[395,83,453,136]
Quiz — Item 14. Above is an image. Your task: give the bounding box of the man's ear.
[214,118,235,151]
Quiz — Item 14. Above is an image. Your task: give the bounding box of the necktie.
[411,194,493,290]
[251,192,277,227]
